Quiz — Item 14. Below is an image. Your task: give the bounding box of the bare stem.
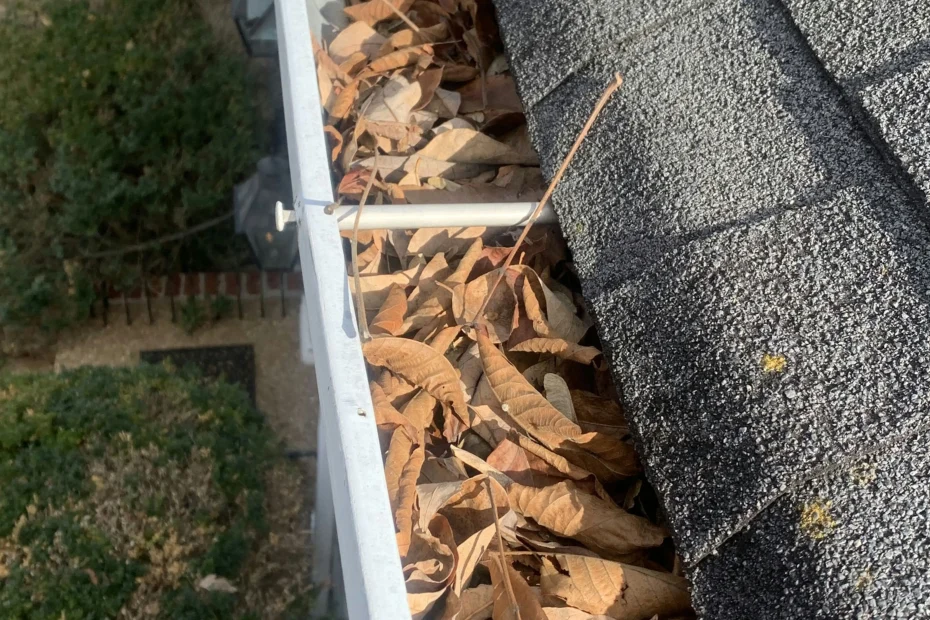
[485,478,521,620]
[473,73,624,320]
[352,155,379,341]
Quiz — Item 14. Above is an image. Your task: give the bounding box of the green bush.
[0,0,261,352]
[0,365,311,619]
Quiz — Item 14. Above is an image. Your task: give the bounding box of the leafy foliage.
[0,365,310,618]
[0,0,261,351]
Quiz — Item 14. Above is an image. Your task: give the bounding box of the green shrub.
[0,365,311,619]
[0,0,261,352]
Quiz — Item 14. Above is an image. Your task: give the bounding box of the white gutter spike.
[276,0,411,618]
[332,201,557,230]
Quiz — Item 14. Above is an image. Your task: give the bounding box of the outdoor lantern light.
[234,156,297,271]
[232,0,277,57]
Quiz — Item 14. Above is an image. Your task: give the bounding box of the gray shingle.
[495,0,930,615]
[691,434,930,619]
[493,0,698,108]
[783,0,930,203]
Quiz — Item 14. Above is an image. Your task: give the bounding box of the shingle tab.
[783,0,930,203]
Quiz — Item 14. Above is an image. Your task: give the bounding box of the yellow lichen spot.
[855,569,874,591]
[850,463,877,487]
[800,499,837,540]
[761,353,786,373]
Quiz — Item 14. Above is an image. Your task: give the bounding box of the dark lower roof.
[493,0,930,616]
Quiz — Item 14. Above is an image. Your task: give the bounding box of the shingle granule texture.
[493,0,930,616]
[783,0,930,204]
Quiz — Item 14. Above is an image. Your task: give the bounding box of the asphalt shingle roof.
[493,0,930,616]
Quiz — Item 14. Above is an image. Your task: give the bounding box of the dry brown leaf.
[489,558,547,620]
[510,338,602,365]
[329,21,387,63]
[344,0,415,25]
[364,337,467,418]
[452,268,517,344]
[572,390,629,441]
[323,125,345,164]
[507,433,610,502]
[540,555,692,620]
[418,480,466,531]
[543,374,576,422]
[431,325,463,355]
[522,358,557,389]
[367,45,431,74]
[448,446,513,488]
[424,88,463,119]
[356,155,492,182]
[509,482,666,558]
[477,330,639,481]
[457,74,523,114]
[407,252,453,306]
[517,267,590,344]
[349,255,426,309]
[468,404,511,446]
[408,226,487,257]
[421,457,469,484]
[371,382,417,435]
[405,239,483,331]
[457,343,483,399]
[542,608,612,620]
[417,128,536,165]
[439,63,480,82]
[441,584,494,620]
[486,438,572,490]
[406,516,457,618]
[499,126,539,166]
[366,75,422,123]
[339,51,370,75]
[454,524,495,594]
[438,474,509,545]
[329,79,361,121]
[390,22,449,48]
[370,283,409,336]
[388,431,426,556]
[403,389,438,430]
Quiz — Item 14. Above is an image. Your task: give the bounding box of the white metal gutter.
[276,0,410,617]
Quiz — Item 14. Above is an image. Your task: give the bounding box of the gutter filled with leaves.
[314,0,695,617]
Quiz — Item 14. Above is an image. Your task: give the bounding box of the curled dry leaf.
[404,389,438,430]
[329,21,387,63]
[390,22,450,48]
[486,438,569,490]
[417,128,537,165]
[405,238,483,332]
[370,283,409,336]
[367,45,432,74]
[386,428,426,556]
[364,337,468,418]
[489,558,548,620]
[349,255,426,309]
[345,0,415,25]
[405,516,458,618]
[511,338,602,365]
[448,445,513,488]
[456,74,524,114]
[544,373,577,422]
[540,555,692,620]
[509,481,666,559]
[477,330,639,481]
[453,268,517,344]
[517,266,590,344]
[507,433,611,502]
[329,79,361,122]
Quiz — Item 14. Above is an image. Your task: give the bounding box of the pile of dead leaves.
[315,0,545,205]
[348,223,694,619]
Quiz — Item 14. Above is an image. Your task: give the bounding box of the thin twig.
[79,212,233,259]
[473,74,623,320]
[485,478,521,620]
[379,0,420,32]
[352,154,379,341]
